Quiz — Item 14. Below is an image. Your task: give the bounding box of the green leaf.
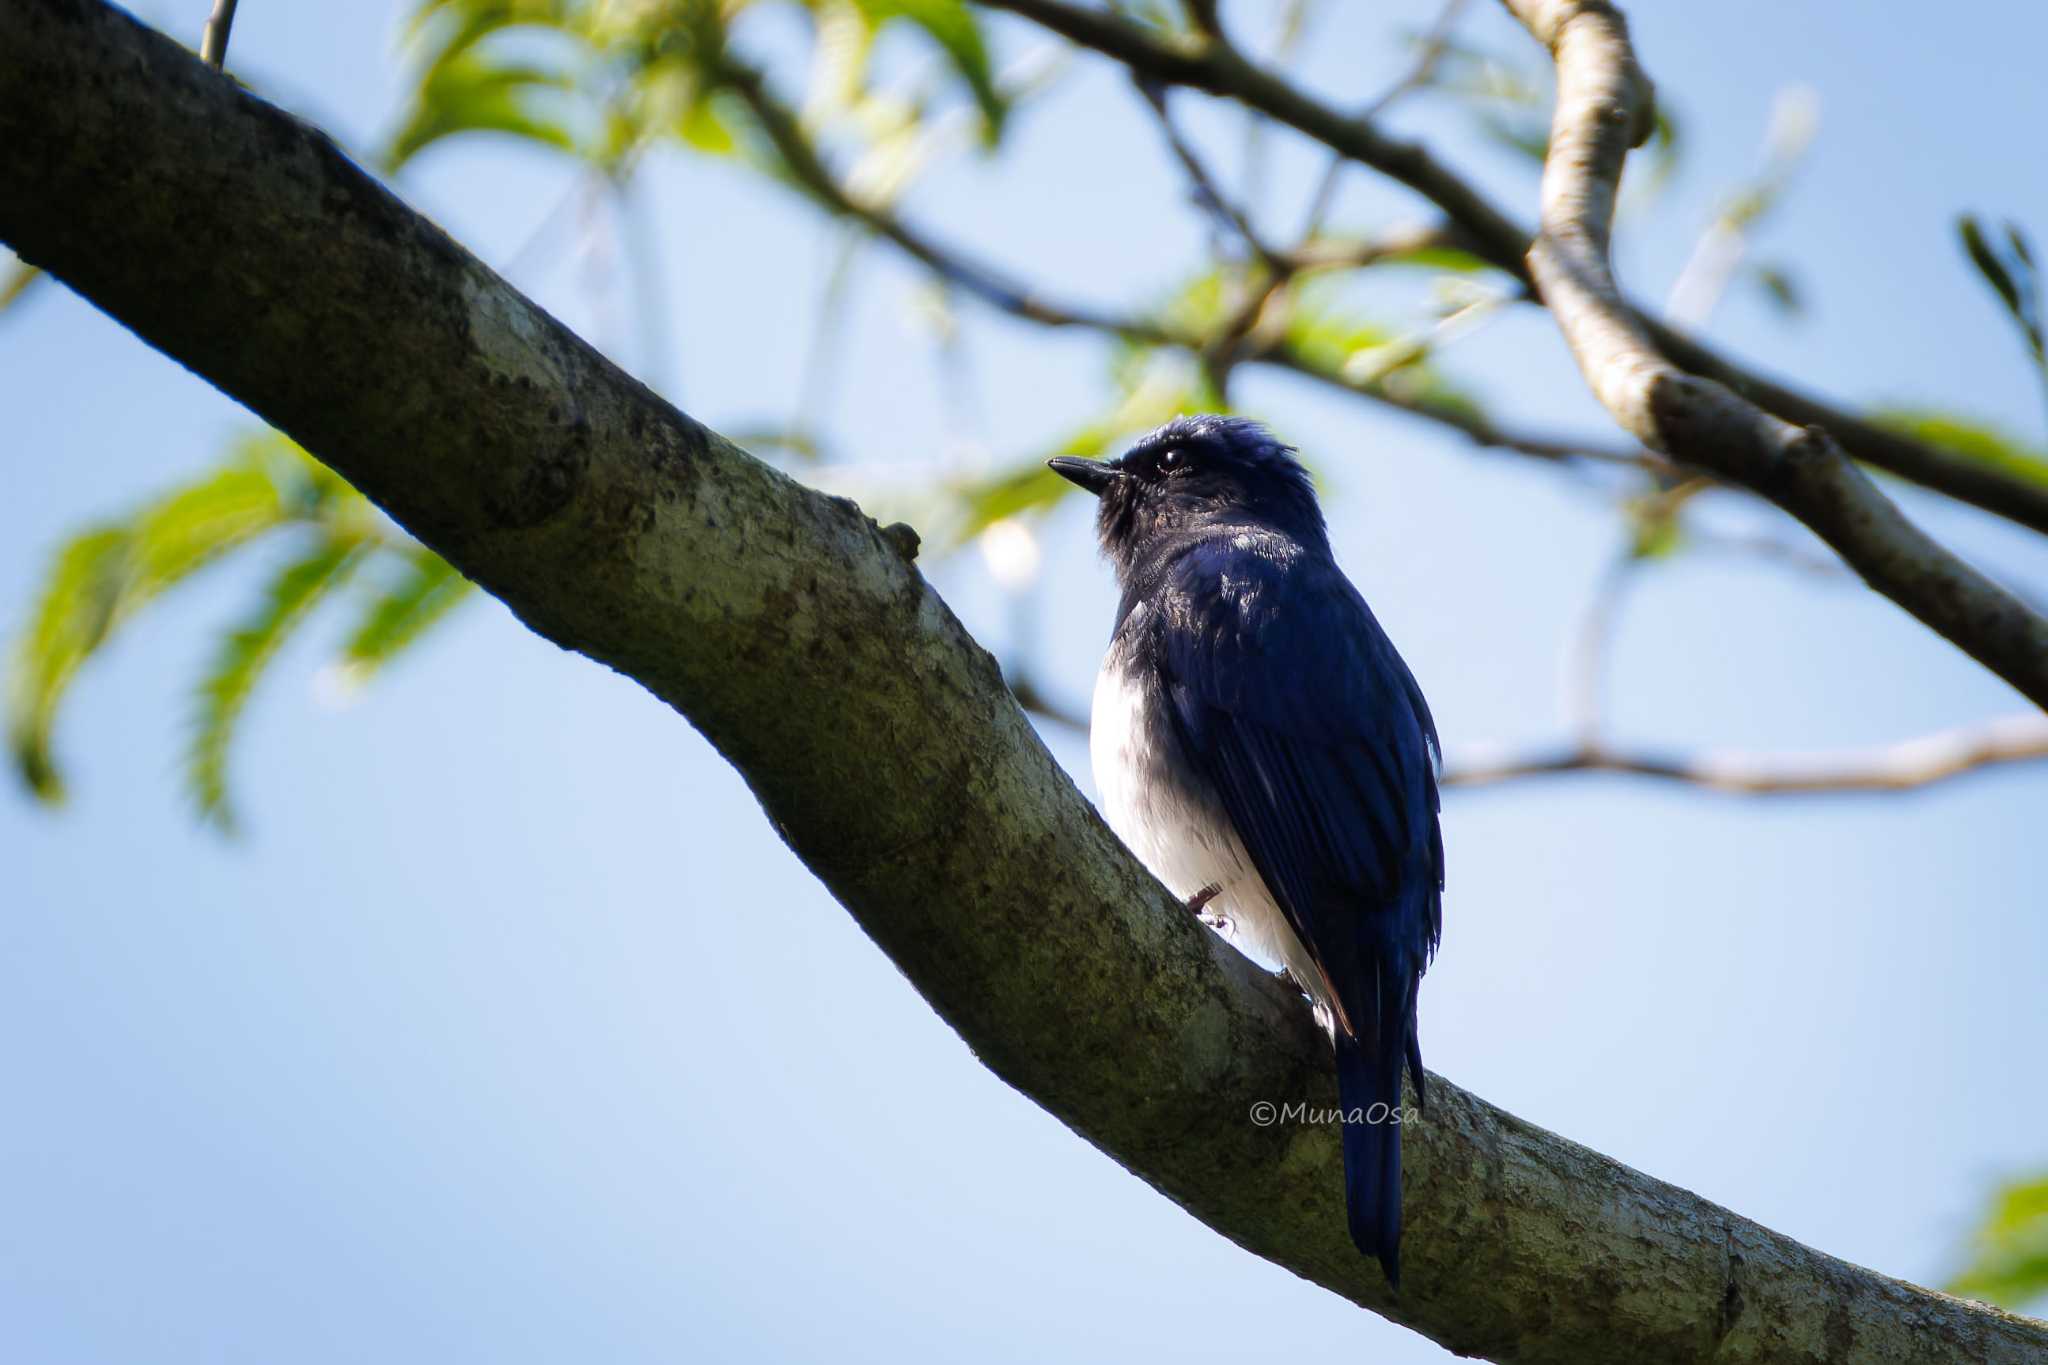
[339,549,475,683]
[1962,215,2025,320]
[6,459,294,803]
[1381,243,1497,275]
[188,536,370,833]
[1873,409,2048,489]
[952,461,1070,539]
[1283,295,1399,376]
[677,85,742,155]
[132,462,295,586]
[1947,1172,2048,1310]
[7,527,131,801]
[1959,214,2047,373]
[384,48,586,171]
[845,0,1007,143]
[1752,263,1802,317]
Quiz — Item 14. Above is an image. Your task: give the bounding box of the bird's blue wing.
[1152,536,1442,1279]
[1151,537,1443,1043]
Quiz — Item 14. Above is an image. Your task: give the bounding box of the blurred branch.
[1495,0,2048,710]
[1663,86,1818,330]
[1021,638,2048,798]
[1565,546,1639,745]
[717,53,1140,334]
[717,45,1660,474]
[1132,76,1292,401]
[1300,0,1472,239]
[975,0,2048,538]
[1010,671,1088,733]
[1137,76,1283,269]
[1181,0,1223,40]
[1238,0,1315,212]
[796,227,864,451]
[1444,714,2048,795]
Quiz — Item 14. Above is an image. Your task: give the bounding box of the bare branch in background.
[1445,714,2048,795]
[716,44,1663,477]
[1565,546,1640,745]
[1237,0,1316,212]
[796,228,864,454]
[1300,0,1472,240]
[1136,76,1284,270]
[978,0,2048,537]
[1018,661,2048,798]
[1494,0,2048,709]
[1663,86,1819,329]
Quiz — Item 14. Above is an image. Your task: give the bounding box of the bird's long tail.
[1335,1022,1406,1287]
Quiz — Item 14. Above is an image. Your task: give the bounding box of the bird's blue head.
[1048,416,1326,572]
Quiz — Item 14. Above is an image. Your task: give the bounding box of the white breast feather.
[1089,629,1330,1019]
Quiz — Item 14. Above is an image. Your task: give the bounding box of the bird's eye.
[1157,446,1185,475]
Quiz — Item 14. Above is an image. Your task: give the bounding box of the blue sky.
[5,2,2046,1360]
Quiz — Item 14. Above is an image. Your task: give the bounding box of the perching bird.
[1050,416,1443,1287]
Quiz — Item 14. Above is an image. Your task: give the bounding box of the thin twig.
[1015,674,2048,797]
[200,0,240,71]
[797,228,863,452]
[1136,76,1284,270]
[1444,714,2048,795]
[1565,547,1638,745]
[1238,0,1317,213]
[1133,74,1297,401]
[1300,0,1471,241]
[1663,85,1818,329]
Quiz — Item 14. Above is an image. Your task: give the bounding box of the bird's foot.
[1184,883,1228,931]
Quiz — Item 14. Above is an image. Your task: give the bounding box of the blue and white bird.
[1050,415,1443,1287]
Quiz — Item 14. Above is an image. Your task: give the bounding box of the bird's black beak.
[1047,457,1127,497]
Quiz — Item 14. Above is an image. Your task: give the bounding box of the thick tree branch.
[1488,0,2048,710]
[5,3,2044,1359]
[976,0,2048,539]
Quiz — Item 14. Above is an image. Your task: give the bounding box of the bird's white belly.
[1090,645,1329,1016]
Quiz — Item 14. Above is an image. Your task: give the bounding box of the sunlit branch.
[1494,0,2048,709]
[975,0,2048,538]
[716,45,1660,477]
[1445,714,2048,795]
[1015,665,2048,797]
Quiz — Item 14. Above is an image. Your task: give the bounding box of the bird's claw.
[1184,883,1228,931]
